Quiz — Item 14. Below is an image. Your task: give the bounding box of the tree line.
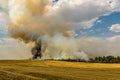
[89,56,120,63]
[60,56,120,63]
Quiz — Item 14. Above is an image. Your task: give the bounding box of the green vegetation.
[89,56,120,63]
[60,56,120,63]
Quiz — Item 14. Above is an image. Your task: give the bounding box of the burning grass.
[0,60,120,80]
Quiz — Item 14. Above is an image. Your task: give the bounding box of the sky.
[76,12,120,37]
[0,0,120,38]
[0,0,120,59]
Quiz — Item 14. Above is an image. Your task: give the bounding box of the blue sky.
[76,12,120,37]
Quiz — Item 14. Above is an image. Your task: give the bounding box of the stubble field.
[0,60,120,80]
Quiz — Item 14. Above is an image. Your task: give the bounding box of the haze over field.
[0,0,120,59]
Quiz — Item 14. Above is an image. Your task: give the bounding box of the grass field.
[0,60,120,80]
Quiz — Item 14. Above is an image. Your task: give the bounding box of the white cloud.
[96,20,102,23]
[79,31,87,35]
[76,18,97,29]
[0,0,9,24]
[52,0,120,29]
[110,24,120,32]
[0,3,10,37]
[107,35,120,42]
[0,12,9,37]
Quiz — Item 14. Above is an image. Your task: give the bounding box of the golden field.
[0,60,120,80]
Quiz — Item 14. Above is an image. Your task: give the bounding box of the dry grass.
[0,60,120,80]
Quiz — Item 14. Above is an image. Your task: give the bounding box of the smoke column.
[8,0,120,60]
[8,0,88,60]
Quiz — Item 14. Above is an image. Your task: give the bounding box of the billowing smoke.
[41,34,89,60]
[8,0,81,60]
[8,0,120,60]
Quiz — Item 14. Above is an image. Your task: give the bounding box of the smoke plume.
[8,0,120,60]
[8,0,82,60]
